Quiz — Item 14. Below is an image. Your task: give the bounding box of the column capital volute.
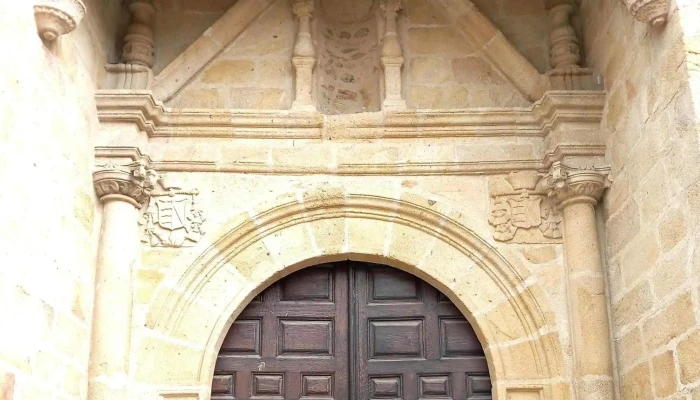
[545,161,611,208]
[93,159,158,209]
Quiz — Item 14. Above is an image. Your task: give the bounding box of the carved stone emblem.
[141,178,205,247]
[488,171,562,243]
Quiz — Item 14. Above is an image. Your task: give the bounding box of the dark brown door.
[212,262,491,400]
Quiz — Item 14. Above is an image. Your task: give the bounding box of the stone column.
[88,160,156,400]
[380,0,406,110]
[291,0,316,111]
[546,162,614,400]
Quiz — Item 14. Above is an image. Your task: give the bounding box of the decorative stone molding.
[380,0,407,110]
[33,0,86,41]
[291,0,316,111]
[622,0,670,27]
[141,177,205,247]
[488,172,562,243]
[95,90,605,139]
[544,161,611,207]
[93,160,158,208]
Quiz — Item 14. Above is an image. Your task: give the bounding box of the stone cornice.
[95,90,605,139]
[545,161,611,207]
[93,160,158,208]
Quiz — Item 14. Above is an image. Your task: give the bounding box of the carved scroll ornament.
[488,172,562,243]
[34,0,86,41]
[622,0,670,27]
[140,178,205,248]
[544,161,611,206]
[93,160,158,208]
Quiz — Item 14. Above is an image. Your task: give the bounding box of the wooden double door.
[212,262,491,399]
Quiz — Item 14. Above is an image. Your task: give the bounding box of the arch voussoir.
[138,184,565,399]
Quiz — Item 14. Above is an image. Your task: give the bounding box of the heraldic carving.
[488,171,562,243]
[141,177,205,248]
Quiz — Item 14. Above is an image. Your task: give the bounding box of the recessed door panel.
[212,262,491,400]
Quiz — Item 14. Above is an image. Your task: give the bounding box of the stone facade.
[0,1,698,400]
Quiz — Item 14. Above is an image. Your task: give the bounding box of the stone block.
[678,329,700,384]
[621,362,653,399]
[134,337,204,384]
[170,88,223,108]
[257,59,292,86]
[409,57,452,84]
[620,229,659,288]
[651,243,690,300]
[407,27,475,55]
[229,87,288,109]
[521,246,558,264]
[135,269,166,304]
[452,57,506,85]
[643,293,696,351]
[612,280,653,331]
[202,60,256,84]
[652,350,677,397]
[616,328,645,370]
[405,0,449,24]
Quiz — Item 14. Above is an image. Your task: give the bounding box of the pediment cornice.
[95,90,605,140]
[95,90,606,176]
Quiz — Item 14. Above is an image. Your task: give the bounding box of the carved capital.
[34,0,86,41]
[380,0,403,13]
[291,0,314,18]
[93,160,158,208]
[545,162,611,207]
[622,0,669,27]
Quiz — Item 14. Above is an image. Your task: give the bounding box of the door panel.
[212,262,491,400]
[353,263,490,400]
[214,264,349,400]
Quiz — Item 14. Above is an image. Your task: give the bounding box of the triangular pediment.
[152,0,552,111]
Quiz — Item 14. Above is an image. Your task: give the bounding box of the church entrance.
[210,261,492,399]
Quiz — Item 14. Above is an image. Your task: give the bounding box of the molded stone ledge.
[95,90,606,140]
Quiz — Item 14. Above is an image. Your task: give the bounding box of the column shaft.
[89,162,154,400]
[88,200,138,399]
[547,162,614,400]
[562,201,614,399]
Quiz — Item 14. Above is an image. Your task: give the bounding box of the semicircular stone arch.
[136,184,567,400]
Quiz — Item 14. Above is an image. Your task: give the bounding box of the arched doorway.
[211,261,492,399]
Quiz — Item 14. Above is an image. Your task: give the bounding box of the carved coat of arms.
[488,172,562,243]
[141,179,205,247]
